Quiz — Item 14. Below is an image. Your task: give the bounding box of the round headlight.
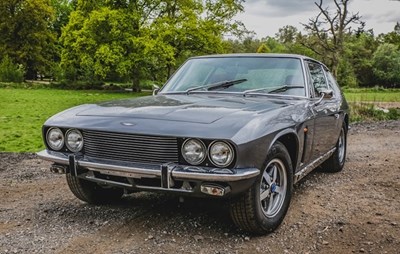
[46,127,64,151]
[65,129,83,152]
[209,141,234,167]
[181,139,206,165]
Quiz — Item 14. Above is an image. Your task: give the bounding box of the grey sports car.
[37,54,349,234]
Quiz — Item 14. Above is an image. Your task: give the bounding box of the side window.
[307,62,328,97]
[326,71,341,97]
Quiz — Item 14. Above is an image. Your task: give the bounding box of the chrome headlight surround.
[65,129,84,152]
[209,141,234,167]
[181,138,207,165]
[46,127,64,151]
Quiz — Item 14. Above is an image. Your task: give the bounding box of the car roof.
[190,53,328,70]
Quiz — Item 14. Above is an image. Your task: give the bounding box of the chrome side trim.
[37,150,260,182]
[294,147,336,183]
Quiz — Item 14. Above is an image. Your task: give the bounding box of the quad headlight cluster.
[181,139,234,167]
[46,128,83,152]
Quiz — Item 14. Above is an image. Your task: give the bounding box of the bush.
[350,103,400,122]
[0,56,25,82]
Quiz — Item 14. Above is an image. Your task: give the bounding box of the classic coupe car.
[38,54,349,234]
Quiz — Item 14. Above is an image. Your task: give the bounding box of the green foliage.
[256,44,270,53]
[1,0,400,89]
[0,0,57,79]
[51,0,75,38]
[224,37,261,53]
[337,32,378,87]
[60,0,246,90]
[350,103,400,122]
[0,56,25,82]
[337,58,358,87]
[372,43,400,86]
[378,22,400,47]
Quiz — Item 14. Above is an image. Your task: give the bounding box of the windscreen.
[161,57,306,96]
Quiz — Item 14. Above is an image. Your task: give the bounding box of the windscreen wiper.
[268,85,304,94]
[186,79,247,94]
[242,87,269,96]
[242,85,304,97]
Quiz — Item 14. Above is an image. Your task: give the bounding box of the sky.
[235,0,400,38]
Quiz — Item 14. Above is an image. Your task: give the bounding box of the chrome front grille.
[82,130,179,164]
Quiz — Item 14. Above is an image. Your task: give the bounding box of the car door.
[306,61,341,160]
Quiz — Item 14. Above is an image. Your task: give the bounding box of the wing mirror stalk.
[320,89,333,99]
[152,84,160,96]
[313,89,333,106]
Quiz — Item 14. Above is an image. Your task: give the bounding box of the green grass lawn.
[0,89,148,152]
[343,89,400,102]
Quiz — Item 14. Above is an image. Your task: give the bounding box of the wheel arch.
[268,130,299,173]
[344,113,349,131]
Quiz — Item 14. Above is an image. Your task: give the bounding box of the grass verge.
[343,88,400,102]
[344,88,400,122]
[349,103,400,122]
[0,88,148,152]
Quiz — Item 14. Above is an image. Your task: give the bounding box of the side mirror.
[319,89,333,99]
[152,84,160,96]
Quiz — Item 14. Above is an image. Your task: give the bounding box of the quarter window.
[326,71,340,97]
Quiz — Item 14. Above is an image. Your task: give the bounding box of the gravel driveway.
[0,121,399,254]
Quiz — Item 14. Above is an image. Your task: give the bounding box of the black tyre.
[66,173,124,204]
[320,125,347,173]
[230,142,293,234]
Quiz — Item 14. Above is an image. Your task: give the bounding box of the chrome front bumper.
[37,150,260,183]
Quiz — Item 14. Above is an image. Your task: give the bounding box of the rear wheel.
[320,125,347,172]
[66,173,124,204]
[230,142,293,234]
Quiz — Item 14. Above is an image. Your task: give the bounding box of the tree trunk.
[131,68,141,92]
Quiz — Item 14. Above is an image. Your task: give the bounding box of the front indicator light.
[201,184,231,196]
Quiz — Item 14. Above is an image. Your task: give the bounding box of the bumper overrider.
[37,150,260,197]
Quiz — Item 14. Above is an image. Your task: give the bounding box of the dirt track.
[0,121,399,254]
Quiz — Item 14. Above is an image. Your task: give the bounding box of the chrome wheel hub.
[259,158,287,218]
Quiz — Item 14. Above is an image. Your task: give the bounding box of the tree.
[257,43,270,53]
[0,55,25,82]
[372,43,400,87]
[378,22,400,47]
[263,37,287,53]
[224,37,261,53]
[301,0,364,77]
[51,0,76,38]
[0,0,56,79]
[61,0,246,89]
[154,0,247,78]
[338,31,378,87]
[61,3,174,91]
[270,25,316,57]
[276,25,298,44]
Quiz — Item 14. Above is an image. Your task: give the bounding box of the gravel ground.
[0,121,399,254]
